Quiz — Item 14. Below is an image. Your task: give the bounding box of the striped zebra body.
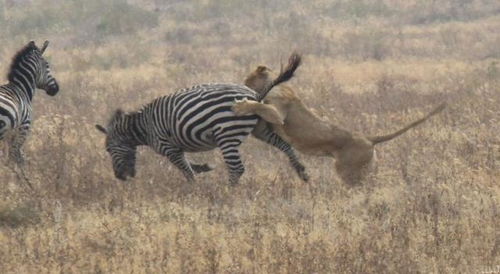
[97,53,307,185]
[98,83,308,185]
[0,84,31,139]
[151,84,259,152]
[0,41,59,164]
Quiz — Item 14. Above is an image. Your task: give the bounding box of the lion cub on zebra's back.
[233,65,446,185]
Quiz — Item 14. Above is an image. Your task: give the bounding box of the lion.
[233,65,446,185]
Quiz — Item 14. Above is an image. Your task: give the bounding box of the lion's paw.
[232,98,251,116]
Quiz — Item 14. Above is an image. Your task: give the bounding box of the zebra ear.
[40,41,49,55]
[95,124,107,134]
[113,109,125,119]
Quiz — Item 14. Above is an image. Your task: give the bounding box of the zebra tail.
[257,52,302,101]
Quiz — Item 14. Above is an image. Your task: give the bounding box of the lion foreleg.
[232,98,284,125]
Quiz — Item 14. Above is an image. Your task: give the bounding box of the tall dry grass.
[0,0,499,273]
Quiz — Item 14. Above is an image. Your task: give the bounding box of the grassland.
[0,0,499,273]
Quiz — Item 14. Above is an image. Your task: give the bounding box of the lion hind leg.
[232,99,284,125]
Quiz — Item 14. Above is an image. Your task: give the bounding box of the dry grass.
[0,0,499,273]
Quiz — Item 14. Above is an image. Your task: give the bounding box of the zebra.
[95,53,308,185]
[0,40,59,165]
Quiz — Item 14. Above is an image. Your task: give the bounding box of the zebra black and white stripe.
[96,54,307,185]
[0,41,59,164]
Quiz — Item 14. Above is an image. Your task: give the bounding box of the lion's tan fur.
[236,65,445,184]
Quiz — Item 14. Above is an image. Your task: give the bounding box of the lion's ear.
[257,66,269,73]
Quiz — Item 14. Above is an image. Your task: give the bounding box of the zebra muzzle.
[46,82,59,96]
[115,166,136,181]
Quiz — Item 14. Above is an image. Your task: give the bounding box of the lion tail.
[368,102,446,145]
[257,52,301,101]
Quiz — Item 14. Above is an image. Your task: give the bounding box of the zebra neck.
[125,112,148,146]
[8,68,37,101]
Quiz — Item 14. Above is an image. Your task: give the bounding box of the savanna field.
[0,0,499,273]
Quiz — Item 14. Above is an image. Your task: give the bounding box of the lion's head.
[244,65,273,95]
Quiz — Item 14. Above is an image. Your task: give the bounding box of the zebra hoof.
[300,171,310,182]
[192,163,214,174]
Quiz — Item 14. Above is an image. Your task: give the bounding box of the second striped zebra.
[0,41,59,165]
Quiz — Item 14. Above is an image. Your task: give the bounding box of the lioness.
[233,65,446,184]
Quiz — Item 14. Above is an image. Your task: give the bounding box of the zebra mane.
[108,109,125,125]
[7,42,40,82]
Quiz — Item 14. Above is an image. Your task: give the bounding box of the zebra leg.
[218,142,245,186]
[252,121,309,182]
[8,124,30,165]
[163,148,195,182]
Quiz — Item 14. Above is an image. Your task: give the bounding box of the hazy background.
[0,0,499,272]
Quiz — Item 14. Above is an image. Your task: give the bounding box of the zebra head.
[35,41,59,96]
[96,109,137,181]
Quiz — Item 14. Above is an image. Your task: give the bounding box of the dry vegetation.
[0,0,499,273]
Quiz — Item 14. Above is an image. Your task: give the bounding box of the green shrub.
[95,1,158,37]
[0,204,40,228]
[486,61,499,80]
[327,0,394,19]
[342,29,391,60]
[3,0,158,38]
